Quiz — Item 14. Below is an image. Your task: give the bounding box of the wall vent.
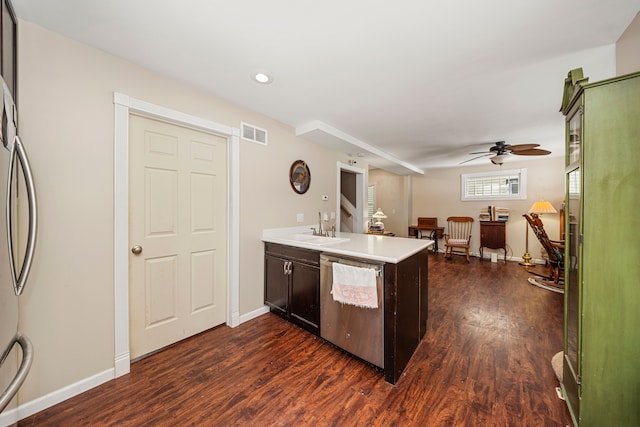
[241,122,268,145]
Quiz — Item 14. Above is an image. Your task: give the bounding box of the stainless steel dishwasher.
[320,254,384,368]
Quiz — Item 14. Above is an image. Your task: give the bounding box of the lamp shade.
[491,154,509,165]
[372,208,387,220]
[528,200,557,214]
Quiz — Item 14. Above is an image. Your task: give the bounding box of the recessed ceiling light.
[251,70,273,84]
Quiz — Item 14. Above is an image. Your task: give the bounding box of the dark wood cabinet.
[479,221,506,261]
[383,249,429,383]
[264,243,320,335]
[264,239,429,384]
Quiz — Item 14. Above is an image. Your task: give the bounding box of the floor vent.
[241,122,268,145]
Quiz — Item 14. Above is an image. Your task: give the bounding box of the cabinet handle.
[283,261,293,275]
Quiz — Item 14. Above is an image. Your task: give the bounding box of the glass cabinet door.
[563,100,583,420]
[565,103,583,378]
[568,107,581,166]
[566,167,581,380]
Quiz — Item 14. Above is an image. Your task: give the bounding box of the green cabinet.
[560,69,640,426]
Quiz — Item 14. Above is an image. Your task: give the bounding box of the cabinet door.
[289,261,320,333]
[264,254,288,315]
[481,222,505,249]
[563,106,582,421]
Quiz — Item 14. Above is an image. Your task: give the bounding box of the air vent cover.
[241,122,268,145]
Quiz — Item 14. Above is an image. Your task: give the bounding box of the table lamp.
[372,208,387,231]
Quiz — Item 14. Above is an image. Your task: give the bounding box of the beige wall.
[616,12,640,75]
[368,169,411,236]
[410,156,565,261]
[16,21,348,405]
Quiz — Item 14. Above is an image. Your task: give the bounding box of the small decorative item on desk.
[371,208,387,233]
[496,207,510,221]
[479,205,509,221]
[368,224,384,234]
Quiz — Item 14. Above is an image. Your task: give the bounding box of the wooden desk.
[408,225,444,253]
[367,231,396,236]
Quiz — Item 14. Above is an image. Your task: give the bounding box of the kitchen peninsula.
[262,228,432,384]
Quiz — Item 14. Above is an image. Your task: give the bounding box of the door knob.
[131,245,143,255]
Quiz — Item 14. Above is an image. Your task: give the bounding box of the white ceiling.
[12,0,640,174]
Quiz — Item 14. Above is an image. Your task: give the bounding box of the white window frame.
[367,184,376,223]
[461,168,527,201]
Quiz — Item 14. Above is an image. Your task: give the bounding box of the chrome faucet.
[311,212,323,236]
[312,213,336,237]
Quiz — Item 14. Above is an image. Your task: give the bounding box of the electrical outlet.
[296,213,304,223]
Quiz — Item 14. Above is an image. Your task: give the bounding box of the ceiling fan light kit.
[490,154,509,165]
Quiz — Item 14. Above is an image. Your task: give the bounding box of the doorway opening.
[336,162,365,233]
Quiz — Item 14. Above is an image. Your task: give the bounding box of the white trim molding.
[112,92,241,378]
[0,369,114,424]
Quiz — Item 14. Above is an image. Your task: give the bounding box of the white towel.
[331,262,378,308]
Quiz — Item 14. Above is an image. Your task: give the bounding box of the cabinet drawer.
[265,243,320,266]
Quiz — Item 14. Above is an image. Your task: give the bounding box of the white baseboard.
[114,351,131,378]
[3,368,114,425]
[0,407,18,427]
[238,305,270,325]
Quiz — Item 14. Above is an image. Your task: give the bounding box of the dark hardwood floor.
[19,253,572,426]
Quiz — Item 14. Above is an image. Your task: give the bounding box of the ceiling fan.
[460,141,551,165]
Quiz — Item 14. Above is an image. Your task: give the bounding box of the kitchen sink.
[278,234,350,245]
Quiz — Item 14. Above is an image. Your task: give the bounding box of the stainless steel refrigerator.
[0,73,36,414]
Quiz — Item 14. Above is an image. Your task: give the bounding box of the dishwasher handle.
[320,255,383,277]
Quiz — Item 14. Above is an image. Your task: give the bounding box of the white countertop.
[262,226,433,263]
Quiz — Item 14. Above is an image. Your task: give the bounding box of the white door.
[129,114,227,359]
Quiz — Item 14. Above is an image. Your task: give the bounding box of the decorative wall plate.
[289,160,310,194]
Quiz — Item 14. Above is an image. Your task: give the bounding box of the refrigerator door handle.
[6,135,37,296]
[0,333,34,413]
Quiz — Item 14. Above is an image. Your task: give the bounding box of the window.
[367,185,376,224]
[461,168,527,201]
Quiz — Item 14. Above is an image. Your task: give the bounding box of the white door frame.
[336,161,366,233]
[113,93,240,377]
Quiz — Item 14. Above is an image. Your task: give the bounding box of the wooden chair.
[443,217,474,262]
[524,213,565,284]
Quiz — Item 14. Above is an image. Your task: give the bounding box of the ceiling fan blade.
[509,143,540,152]
[512,148,551,156]
[459,153,492,164]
